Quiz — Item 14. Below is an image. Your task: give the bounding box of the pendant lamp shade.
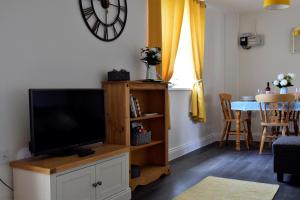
[264,0,290,10]
[293,29,300,37]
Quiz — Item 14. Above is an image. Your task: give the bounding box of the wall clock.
[79,0,127,42]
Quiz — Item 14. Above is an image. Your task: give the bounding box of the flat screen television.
[29,89,106,156]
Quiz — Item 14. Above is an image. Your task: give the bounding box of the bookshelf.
[103,81,170,191]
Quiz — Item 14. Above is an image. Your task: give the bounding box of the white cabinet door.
[57,166,96,200]
[95,155,128,200]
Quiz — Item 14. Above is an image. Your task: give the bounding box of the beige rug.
[174,176,279,200]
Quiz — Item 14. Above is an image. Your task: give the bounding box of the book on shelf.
[130,95,142,118]
[130,94,138,118]
[134,97,142,117]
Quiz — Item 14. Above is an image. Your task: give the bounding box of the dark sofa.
[273,136,300,182]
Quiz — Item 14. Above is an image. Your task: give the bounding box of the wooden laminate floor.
[132,142,300,200]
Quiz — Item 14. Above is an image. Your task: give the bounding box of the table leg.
[235,110,241,151]
[247,111,253,146]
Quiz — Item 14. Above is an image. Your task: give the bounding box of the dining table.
[231,100,300,151]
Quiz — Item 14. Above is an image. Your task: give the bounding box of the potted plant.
[273,73,295,94]
[140,47,161,80]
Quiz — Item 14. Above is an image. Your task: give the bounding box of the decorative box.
[108,69,130,81]
[131,131,151,146]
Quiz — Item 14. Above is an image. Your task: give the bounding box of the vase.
[146,64,157,80]
[280,87,288,94]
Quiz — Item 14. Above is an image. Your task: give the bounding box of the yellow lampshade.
[293,29,300,37]
[264,0,290,10]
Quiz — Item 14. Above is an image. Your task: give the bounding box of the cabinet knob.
[97,181,102,186]
[92,183,98,188]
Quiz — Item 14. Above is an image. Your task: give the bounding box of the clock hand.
[105,9,108,24]
[109,3,126,11]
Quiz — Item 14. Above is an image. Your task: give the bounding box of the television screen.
[29,89,106,155]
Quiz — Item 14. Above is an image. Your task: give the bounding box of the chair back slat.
[219,93,234,120]
[255,94,295,124]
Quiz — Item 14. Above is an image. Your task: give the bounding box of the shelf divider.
[130,140,163,151]
[130,114,164,122]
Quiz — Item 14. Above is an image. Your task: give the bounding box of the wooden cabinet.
[103,81,170,191]
[10,144,131,200]
[95,154,128,200]
[57,166,96,200]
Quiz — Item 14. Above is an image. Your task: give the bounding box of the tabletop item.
[257,88,263,95]
[240,96,255,101]
[265,82,271,94]
[107,69,130,81]
[140,47,161,80]
[273,73,295,94]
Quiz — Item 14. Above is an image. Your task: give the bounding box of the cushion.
[273,136,300,154]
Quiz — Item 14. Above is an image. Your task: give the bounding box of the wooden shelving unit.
[103,81,170,191]
[130,165,170,190]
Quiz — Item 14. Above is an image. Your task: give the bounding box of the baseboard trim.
[168,133,218,161]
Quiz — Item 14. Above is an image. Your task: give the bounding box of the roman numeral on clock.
[83,7,94,20]
[112,25,118,37]
[92,19,100,34]
[103,26,108,40]
[117,17,124,27]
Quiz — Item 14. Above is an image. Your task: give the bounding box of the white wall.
[239,8,300,139]
[0,0,146,199]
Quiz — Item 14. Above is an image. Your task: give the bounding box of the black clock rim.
[79,0,127,42]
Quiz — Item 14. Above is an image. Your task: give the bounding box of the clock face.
[79,0,127,42]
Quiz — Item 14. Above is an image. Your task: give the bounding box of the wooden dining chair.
[219,93,249,149]
[287,94,300,136]
[256,94,295,154]
[288,109,299,136]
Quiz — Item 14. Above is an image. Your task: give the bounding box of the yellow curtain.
[161,0,185,81]
[148,0,163,75]
[188,0,206,123]
[148,0,185,129]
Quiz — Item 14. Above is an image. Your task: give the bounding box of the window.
[169,2,196,89]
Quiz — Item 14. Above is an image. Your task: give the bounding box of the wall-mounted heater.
[239,33,264,50]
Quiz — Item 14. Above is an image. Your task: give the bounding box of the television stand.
[10,144,131,200]
[50,147,95,157]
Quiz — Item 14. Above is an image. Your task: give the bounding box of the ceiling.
[206,0,300,13]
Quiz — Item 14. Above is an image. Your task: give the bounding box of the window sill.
[168,87,192,91]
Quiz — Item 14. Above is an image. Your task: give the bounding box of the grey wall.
[0,1,240,199]
[239,8,300,140]
[0,0,146,199]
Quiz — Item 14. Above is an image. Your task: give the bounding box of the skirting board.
[169,133,218,161]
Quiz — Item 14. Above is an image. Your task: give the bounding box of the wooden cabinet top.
[10,144,129,175]
[102,81,168,90]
